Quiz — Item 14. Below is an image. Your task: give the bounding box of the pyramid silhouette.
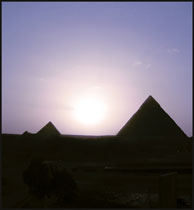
[22,131,31,135]
[37,121,60,136]
[117,95,187,137]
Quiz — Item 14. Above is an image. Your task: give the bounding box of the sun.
[74,98,106,125]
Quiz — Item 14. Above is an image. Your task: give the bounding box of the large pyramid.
[37,121,60,136]
[117,95,187,137]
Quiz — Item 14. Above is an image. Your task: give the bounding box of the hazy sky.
[2,2,192,136]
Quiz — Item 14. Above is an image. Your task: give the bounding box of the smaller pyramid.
[22,131,31,136]
[37,121,60,136]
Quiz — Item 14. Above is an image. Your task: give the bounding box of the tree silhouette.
[23,158,77,203]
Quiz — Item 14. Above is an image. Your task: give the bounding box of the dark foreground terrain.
[1,133,192,208]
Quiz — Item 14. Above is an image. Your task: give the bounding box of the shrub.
[23,158,77,202]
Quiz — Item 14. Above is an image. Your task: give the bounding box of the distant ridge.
[117,95,187,137]
[37,121,60,136]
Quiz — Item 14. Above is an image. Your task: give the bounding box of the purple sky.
[2,2,192,136]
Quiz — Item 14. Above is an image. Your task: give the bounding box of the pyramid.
[37,121,60,136]
[117,95,187,137]
[22,131,31,135]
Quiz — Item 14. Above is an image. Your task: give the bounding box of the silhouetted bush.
[23,158,77,202]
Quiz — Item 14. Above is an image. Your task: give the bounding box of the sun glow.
[74,97,106,125]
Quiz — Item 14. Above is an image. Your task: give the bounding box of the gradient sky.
[2,2,192,136]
